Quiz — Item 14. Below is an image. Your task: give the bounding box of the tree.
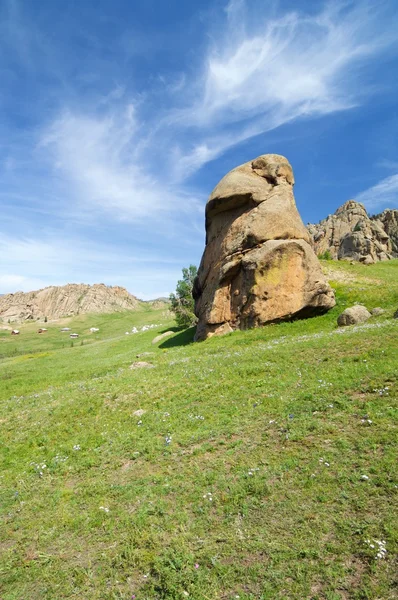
[169,265,198,328]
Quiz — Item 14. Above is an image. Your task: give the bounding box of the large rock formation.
[308,201,394,263]
[372,209,398,256]
[193,154,336,341]
[0,283,141,323]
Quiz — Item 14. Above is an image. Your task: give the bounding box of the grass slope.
[0,261,397,600]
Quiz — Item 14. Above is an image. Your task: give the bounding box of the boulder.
[370,307,384,316]
[394,309,398,319]
[194,154,336,341]
[129,361,155,369]
[361,255,375,265]
[151,331,174,345]
[337,305,371,327]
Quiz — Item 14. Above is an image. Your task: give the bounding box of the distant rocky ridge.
[308,201,398,264]
[0,283,141,323]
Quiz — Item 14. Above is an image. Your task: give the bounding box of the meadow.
[0,260,397,599]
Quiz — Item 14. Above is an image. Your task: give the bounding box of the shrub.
[318,249,333,260]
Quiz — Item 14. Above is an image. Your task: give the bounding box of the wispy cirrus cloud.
[355,174,398,212]
[169,0,398,178]
[4,0,398,219]
[19,106,204,225]
[40,108,169,222]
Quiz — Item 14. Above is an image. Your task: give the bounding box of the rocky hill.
[0,283,141,323]
[308,201,398,263]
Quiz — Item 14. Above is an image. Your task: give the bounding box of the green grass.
[0,261,397,599]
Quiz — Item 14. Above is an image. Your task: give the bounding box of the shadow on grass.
[159,327,196,349]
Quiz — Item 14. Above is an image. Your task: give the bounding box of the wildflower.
[248,468,259,476]
[99,506,110,513]
[194,563,199,569]
[360,475,369,481]
[73,444,81,451]
[365,538,387,560]
[165,435,172,445]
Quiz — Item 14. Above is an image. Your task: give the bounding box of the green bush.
[318,249,333,260]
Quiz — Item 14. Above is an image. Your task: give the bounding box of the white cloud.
[355,174,398,212]
[0,274,48,294]
[38,109,203,223]
[0,234,185,296]
[6,0,398,218]
[169,0,398,178]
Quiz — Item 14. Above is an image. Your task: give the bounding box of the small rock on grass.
[152,331,174,345]
[129,361,155,369]
[133,409,146,417]
[370,307,384,316]
[337,305,371,326]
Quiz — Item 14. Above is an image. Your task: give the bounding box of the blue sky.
[1,0,398,298]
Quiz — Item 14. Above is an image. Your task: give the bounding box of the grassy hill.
[0,261,397,599]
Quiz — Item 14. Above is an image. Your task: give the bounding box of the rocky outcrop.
[193,154,336,341]
[0,283,141,323]
[308,201,394,263]
[372,209,398,256]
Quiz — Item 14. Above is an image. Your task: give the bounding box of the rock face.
[337,305,371,327]
[372,209,398,256]
[193,154,336,341]
[308,201,394,263]
[0,283,141,323]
